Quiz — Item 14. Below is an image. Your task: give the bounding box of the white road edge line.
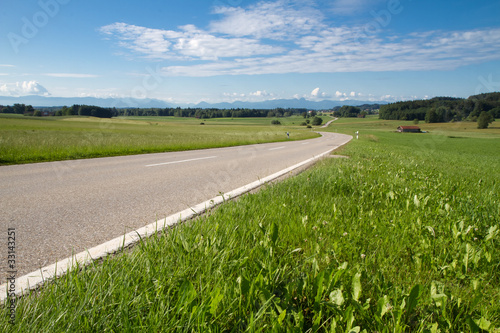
[0,134,352,303]
[146,156,217,167]
[268,146,285,151]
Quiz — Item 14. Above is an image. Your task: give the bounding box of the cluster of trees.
[0,103,35,114]
[333,105,364,118]
[1,104,311,119]
[61,105,114,118]
[116,107,307,119]
[379,92,500,123]
[331,105,380,118]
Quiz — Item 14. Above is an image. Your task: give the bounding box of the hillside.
[379,92,500,122]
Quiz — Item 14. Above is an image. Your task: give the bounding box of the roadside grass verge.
[2,121,499,331]
[0,115,319,165]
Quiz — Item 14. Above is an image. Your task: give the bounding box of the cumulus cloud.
[222,89,275,102]
[161,26,500,76]
[100,0,500,77]
[311,87,320,96]
[210,0,324,39]
[250,90,271,97]
[310,87,329,99]
[100,22,283,60]
[0,81,50,97]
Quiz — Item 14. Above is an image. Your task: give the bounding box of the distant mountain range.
[0,95,387,110]
[0,95,173,109]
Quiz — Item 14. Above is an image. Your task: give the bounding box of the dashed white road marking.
[268,146,285,151]
[146,156,217,167]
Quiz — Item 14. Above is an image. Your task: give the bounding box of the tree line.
[331,104,381,118]
[0,104,310,119]
[0,103,35,115]
[379,92,500,123]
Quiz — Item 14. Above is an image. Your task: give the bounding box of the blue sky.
[1,0,499,104]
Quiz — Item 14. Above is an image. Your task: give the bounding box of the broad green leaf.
[329,289,344,306]
[486,225,499,241]
[345,305,355,331]
[277,309,286,325]
[179,280,197,307]
[466,315,480,333]
[406,284,421,315]
[314,272,325,304]
[237,276,250,296]
[209,288,223,316]
[430,282,447,308]
[338,262,348,270]
[478,317,491,330]
[352,273,362,302]
[377,295,390,319]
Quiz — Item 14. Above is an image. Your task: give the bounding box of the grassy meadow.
[0,114,320,165]
[1,117,499,331]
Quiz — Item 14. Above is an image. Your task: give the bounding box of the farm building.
[397,126,421,133]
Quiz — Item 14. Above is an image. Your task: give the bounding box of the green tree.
[311,116,323,126]
[425,109,439,123]
[25,105,35,114]
[477,111,492,129]
[337,105,361,117]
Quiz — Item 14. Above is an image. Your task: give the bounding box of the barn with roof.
[397,126,421,133]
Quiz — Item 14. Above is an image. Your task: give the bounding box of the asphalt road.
[0,132,351,278]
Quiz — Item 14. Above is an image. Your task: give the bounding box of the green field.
[0,114,322,165]
[2,117,499,331]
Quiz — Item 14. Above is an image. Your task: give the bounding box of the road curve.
[0,132,351,278]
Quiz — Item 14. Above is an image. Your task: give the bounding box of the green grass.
[327,115,500,139]
[2,118,499,331]
[0,115,319,165]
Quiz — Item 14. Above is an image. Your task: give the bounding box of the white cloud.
[161,26,500,76]
[250,90,271,97]
[310,87,330,99]
[0,81,50,97]
[100,22,283,61]
[210,0,324,39]
[100,1,500,77]
[100,23,174,58]
[0,64,15,68]
[221,89,276,102]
